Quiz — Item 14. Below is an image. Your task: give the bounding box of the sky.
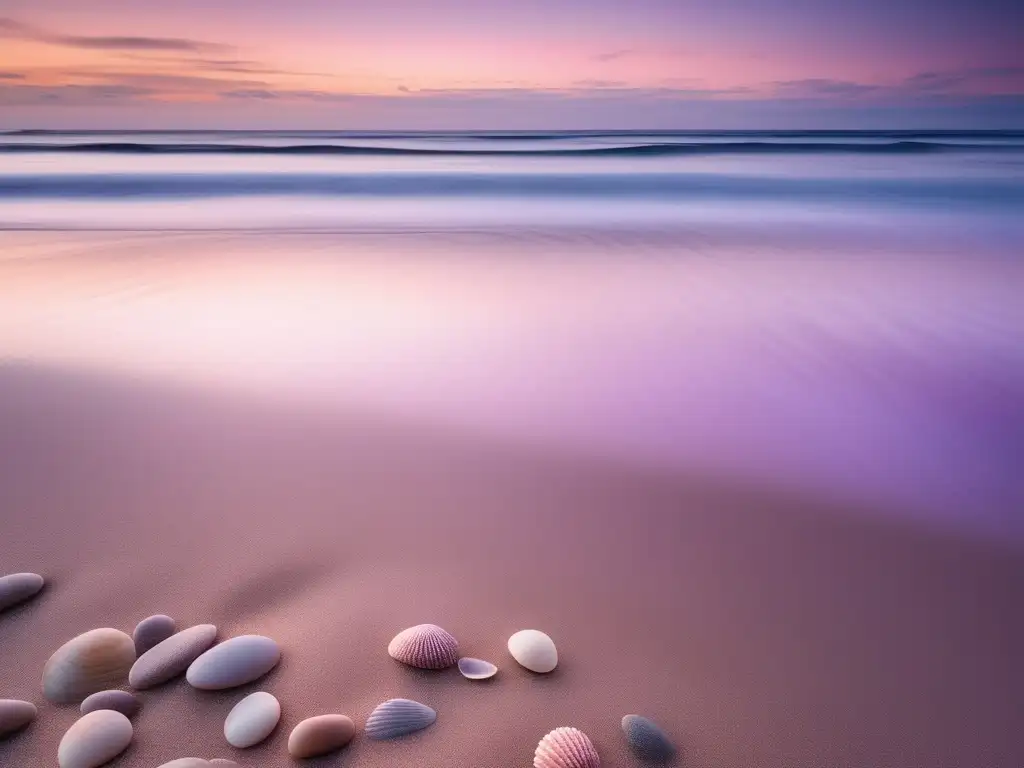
[1,0,1022,129]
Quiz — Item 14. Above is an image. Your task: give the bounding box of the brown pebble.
[288,714,356,758]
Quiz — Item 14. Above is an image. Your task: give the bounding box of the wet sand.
[1,363,1021,768]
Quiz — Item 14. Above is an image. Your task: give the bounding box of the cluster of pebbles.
[2,573,677,766]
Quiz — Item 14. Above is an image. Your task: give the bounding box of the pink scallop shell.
[534,727,600,768]
[387,624,458,670]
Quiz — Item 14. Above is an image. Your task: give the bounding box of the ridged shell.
[57,709,133,768]
[0,572,45,612]
[364,698,436,740]
[0,699,37,737]
[42,628,136,704]
[186,634,280,690]
[288,714,356,758]
[80,689,139,718]
[458,657,498,680]
[621,714,675,761]
[129,624,217,689]
[387,624,458,669]
[133,614,176,656]
[534,727,600,768]
[508,629,558,673]
[224,691,280,748]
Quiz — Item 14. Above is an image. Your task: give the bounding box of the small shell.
[57,709,133,768]
[288,714,356,758]
[621,714,675,761]
[458,657,498,680]
[42,628,136,704]
[80,689,139,718]
[187,635,280,690]
[133,614,176,656]
[387,624,458,669]
[365,698,436,740]
[0,572,45,612]
[508,629,558,673]
[224,691,280,748]
[0,699,37,737]
[534,726,600,768]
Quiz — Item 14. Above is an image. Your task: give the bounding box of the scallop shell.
[534,726,600,768]
[508,629,558,673]
[387,624,459,669]
[42,628,136,704]
[621,714,675,761]
[364,698,436,740]
[458,657,498,680]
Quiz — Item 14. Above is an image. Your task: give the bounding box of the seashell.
[534,726,600,768]
[129,624,217,689]
[288,714,356,758]
[133,614,176,656]
[0,699,37,737]
[621,714,675,762]
[80,689,139,718]
[58,709,133,768]
[387,624,459,669]
[224,691,280,748]
[508,629,558,673]
[43,628,136,704]
[187,635,280,690]
[0,572,45,612]
[458,657,498,680]
[365,698,436,740]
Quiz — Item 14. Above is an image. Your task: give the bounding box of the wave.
[1,140,1023,156]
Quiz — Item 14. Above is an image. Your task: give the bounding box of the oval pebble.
[156,760,210,768]
[133,614,176,656]
[365,698,436,740]
[129,624,217,690]
[0,699,37,737]
[58,709,133,768]
[80,689,139,718]
[43,628,136,704]
[187,635,280,690]
[508,629,558,673]
[288,714,356,758]
[458,657,498,680]
[224,691,280,748]
[0,572,45,612]
[621,715,675,762]
[388,624,459,669]
[534,726,600,768]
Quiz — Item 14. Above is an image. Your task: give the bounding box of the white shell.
[0,572,45,612]
[534,726,600,768]
[43,628,136,704]
[365,698,436,739]
[458,657,498,680]
[187,634,280,690]
[508,629,558,673]
[0,699,37,737]
[58,710,133,768]
[224,691,280,748]
[387,624,459,669]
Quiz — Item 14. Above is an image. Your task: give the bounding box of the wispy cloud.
[572,79,628,88]
[771,78,882,98]
[902,66,1024,93]
[0,17,229,53]
[593,49,635,63]
[0,71,26,80]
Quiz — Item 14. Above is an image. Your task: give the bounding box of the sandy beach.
[1,225,1022,767]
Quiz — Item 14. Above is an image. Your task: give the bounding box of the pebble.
[187,635,280,690]
[129,624,217,689]
[43,628,136,704]
[133,614,176,656]
[621,715,675,762]
[458,657,498,680]
[80,689,139,718]
[0,572,45,612]
[224,691,280,748]
[156,761,210,768]
[0,699,37,737]
[288,714,356,758]
[508,629,558,673]
[57,709,133,768]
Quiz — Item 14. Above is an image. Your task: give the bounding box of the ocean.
[0,130,1021,543]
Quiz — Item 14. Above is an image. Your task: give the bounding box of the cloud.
[221,88,354,102]
[572,79,628,88]
[771,78,882,98]
[593,49,635,62]
[902,66,1024,93]
[397,85,410,93]
[0,16,228,53]
[0,71,25,80]
[0,82,157,106]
